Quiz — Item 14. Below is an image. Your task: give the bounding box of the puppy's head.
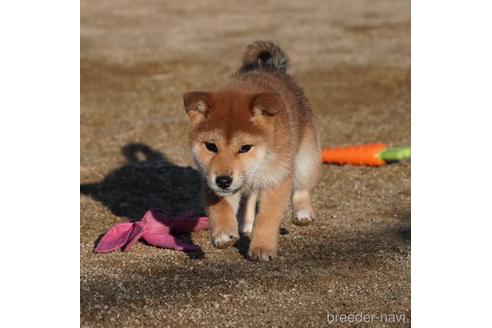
[183,90,281,197]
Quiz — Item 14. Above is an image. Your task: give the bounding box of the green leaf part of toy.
[379,146,411,162]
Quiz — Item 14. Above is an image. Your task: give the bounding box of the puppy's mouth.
[212,187,241,197]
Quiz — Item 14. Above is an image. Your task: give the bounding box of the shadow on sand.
[81,143,204,221]
[81,143,206,257]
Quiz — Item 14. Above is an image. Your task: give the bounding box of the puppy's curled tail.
[239,40,289,74]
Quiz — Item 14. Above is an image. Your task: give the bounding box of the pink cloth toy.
[94,209,208,253]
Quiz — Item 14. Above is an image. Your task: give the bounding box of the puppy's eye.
[239,144,253,153]
[204,142,218,153]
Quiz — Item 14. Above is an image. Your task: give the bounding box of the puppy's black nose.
[216,175,233,189]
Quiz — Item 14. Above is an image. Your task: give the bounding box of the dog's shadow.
[81,143,206,258]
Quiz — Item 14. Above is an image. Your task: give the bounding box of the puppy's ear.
[183,91,212,124]
[250,92,281,117]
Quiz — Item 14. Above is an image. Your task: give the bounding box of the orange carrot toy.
[321,144,411,166]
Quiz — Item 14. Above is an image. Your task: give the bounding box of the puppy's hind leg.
[238,192,258,238]
[292,127,320,226]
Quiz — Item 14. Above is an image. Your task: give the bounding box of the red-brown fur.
[183,41,320,261]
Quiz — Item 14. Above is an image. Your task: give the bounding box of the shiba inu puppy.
[183,41,320,261]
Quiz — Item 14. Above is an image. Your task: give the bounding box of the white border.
[413,0,492,326]
[0,0,80,326]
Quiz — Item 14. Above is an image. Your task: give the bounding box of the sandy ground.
[80,0,410,326]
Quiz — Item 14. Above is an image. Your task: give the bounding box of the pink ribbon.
[94,209,208,253]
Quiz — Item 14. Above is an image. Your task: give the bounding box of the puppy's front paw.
[211,231,239,249]
[247,245,277,261]
[292,209,313,226]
